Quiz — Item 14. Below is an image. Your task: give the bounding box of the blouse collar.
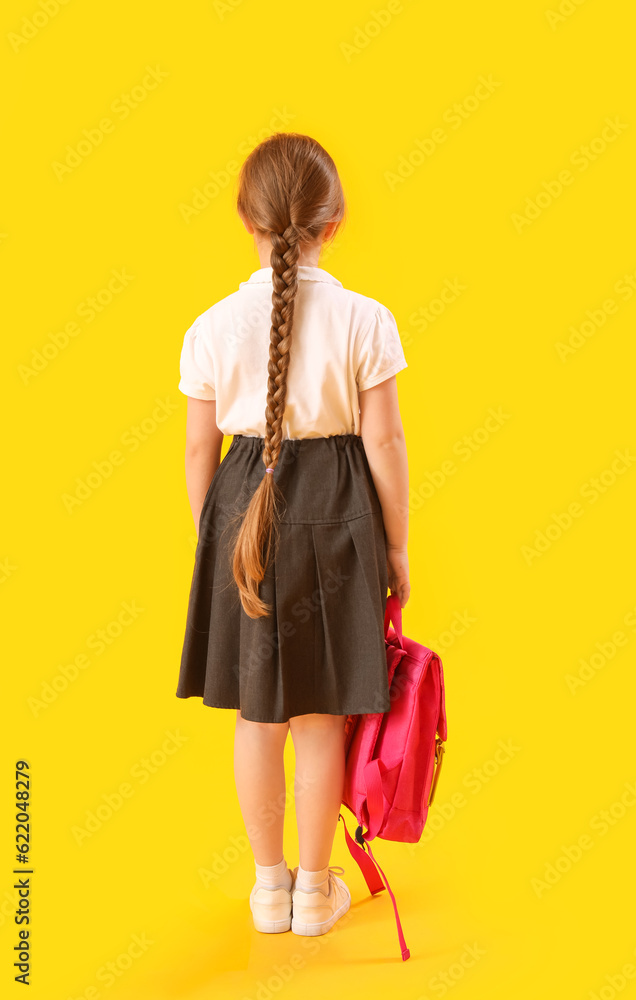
[240,265,342,288]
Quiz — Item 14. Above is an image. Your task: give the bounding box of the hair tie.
[265,468,275,474]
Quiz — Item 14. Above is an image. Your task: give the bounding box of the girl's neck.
[253,235,323,271]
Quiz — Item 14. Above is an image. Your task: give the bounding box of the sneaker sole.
[291,894,351,936]
[252,914,292,933]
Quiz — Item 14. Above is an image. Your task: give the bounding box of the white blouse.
[178,264,408,439]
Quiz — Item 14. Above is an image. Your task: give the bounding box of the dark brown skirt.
[176,433,391,723]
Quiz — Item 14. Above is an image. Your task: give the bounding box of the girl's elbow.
[185,439,212,460]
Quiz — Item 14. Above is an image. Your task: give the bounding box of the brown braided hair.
[232,133,345,618]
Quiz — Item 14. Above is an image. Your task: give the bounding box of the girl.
[176,132,410,938]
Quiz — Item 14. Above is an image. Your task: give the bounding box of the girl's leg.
[233,709,290,866]
[288,713,348,871]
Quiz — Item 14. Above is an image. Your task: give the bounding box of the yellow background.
[2,0,634,996]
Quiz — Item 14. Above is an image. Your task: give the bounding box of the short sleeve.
[355,304,408,391]
[178,319,215,400]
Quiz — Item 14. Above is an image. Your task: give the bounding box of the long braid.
[232,131,345,619]
[231,223,300,618]
[263,226,300,470]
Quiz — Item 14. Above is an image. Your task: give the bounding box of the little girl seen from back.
[176,132,410,938]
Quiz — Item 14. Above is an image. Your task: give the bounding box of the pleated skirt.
[176,433,391,723]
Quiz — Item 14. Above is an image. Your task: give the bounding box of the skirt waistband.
[210,433,381,524]
[230,433,364,449]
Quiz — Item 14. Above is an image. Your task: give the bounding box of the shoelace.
[294,865,345,893]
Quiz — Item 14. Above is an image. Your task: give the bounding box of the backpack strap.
[364,836,411,961]
[361,757,386,841]
[338,811,385,894]
[338,811,411,961]
[384,594,404,650]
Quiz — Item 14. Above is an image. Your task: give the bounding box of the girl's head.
[232,132,346,618]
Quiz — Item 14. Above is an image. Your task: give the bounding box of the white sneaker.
[290,865,351,936]
[249,870,293,933]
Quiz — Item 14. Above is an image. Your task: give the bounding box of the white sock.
[254,856,292,891]
[296,863,330,896]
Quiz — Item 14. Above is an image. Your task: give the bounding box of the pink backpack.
[339,594,447,961]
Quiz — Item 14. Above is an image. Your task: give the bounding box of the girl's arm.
[359,376,410,606]
[184,397,224,535]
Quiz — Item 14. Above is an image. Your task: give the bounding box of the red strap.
[338,812,385,894]
[339,812,410,961]
[362,757,386,841]
[384,594,404,650]
[365,837,410,961]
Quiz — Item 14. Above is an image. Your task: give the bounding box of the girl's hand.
[386,544,410,608]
